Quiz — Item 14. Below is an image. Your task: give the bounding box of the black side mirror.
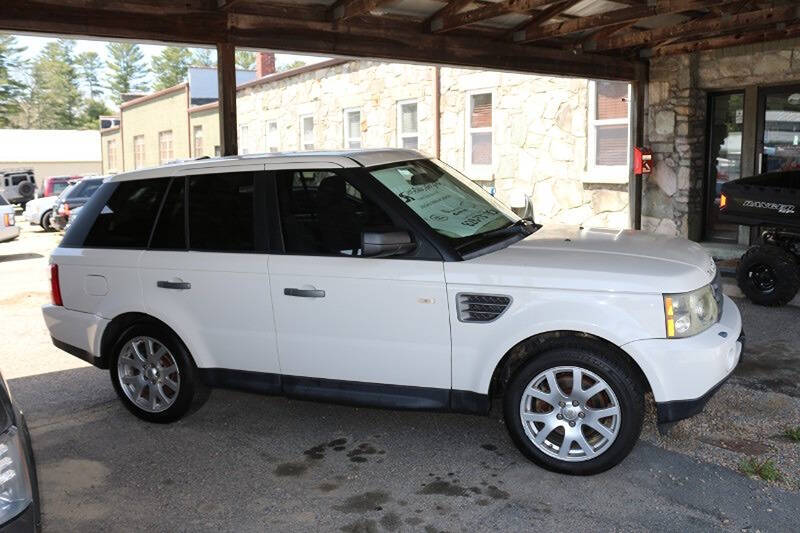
[362,228,416,258]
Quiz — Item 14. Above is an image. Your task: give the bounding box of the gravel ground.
[2,218,800,531]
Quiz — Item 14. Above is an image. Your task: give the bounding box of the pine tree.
[76,50,104,99]
[151,46,193,90]
[106,42,148,104]
[235,50,256,70]
[0,34,27,127]
[80,98,112,129]
[28,40,83,129]
[191,48,216,67]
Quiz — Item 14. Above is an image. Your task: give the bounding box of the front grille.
[456,293,512,323]
[711,269,724,321]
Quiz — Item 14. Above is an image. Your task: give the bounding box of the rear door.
[138,165,280,378]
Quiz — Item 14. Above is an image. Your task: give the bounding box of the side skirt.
[198,368,490,415]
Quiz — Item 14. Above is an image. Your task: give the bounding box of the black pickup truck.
[719,170,800,306]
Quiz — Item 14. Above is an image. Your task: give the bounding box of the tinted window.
[83,179,168,248]
[188,172,254,252]
[150,178,186,250]
[71,179,103,198]
[276,170,392,255]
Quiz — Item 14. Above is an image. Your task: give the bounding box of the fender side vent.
[456,293,512,323]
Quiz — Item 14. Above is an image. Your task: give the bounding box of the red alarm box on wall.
[633,147,653,174]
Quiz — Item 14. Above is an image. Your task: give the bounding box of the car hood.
[446,225,715,294]
[27,196,56,209]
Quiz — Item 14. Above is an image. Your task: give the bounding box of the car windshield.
[70,179,103,198]
[52,182,69,195]
[369,159,521,239]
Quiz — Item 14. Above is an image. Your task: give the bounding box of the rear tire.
[40,210,53,232]
[736,244,799,306]
[503,339,644,475]
[109,323,204,423]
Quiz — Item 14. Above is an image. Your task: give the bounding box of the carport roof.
[3,1,798,82]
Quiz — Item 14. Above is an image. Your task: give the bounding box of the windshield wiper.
[455,219,532,252]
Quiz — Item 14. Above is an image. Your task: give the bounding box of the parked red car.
[41,175,79,197]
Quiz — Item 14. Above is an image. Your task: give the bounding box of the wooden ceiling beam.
[649,22,800,56]
[591,4,800,51]
[513,0,741,43]
[512,0,582,33]
[430,0,552,33]
[329,0,395,22]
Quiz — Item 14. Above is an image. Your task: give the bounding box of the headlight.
[663,285,719,338]
[0,428,33,524]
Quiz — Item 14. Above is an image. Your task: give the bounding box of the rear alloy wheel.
[737,244,800,306]
[110,324,202,423]
[504,342,643,475]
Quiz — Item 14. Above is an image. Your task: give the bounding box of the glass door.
[757,86,800,174]
[705,92,744,242]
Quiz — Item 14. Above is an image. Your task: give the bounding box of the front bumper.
[0,226,20,243]
[42,304,109,367]
[622,295,743,423]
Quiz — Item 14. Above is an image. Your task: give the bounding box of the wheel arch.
[99,312,189,369]
[487,330,652,400]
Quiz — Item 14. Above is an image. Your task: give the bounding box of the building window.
[300,115,315,151]
[343,108,362,149]
[466,91,493,177]
[397,100,418,149]
[588,80,630,182]
[133,135,145,169]
[193,125,203,158]
[158,130,174,164]
[239,124,249,155]
[106,139,117,171]
[266,120,279,153]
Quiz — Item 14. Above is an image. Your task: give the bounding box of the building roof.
[0,129,101,163]
[109,149,426,182]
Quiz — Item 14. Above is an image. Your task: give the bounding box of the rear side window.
[150,178,186,250]
[83,179,168,248]
[188,172,254,252]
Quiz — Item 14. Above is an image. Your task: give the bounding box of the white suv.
[42,150,743,474]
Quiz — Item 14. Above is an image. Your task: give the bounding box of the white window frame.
[193,125,203,158]
[396,99,419,149]
[587,80,631,184]
[465,89,494,180]
[158,130,174,164]
[265,120,279,153]
[106,139,117,172]
[343,108,362,149]
[299,114,315,151]
[239,124,249,155]
[133,135,145,169]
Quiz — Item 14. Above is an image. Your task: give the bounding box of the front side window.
[188,172,254,252]
[276,170,392,256]
[300,115,314,151]
[467,92,492,175]
[266,120,279,153]
[83,179,168,248]
[133,135,145,169]
[589,80,630,182]
[193,126,203,157]
[343,109,362,149]
[158,130,173,164]
[370,159,521,251]
[397,100,419,149]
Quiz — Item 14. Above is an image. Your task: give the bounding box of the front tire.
[503,340,644,475]
[736,244,799,306]
[40,210,53,232]
[109,323,202,423]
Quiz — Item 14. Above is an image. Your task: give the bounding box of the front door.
[757,85,800,174]
[267,168,452,402]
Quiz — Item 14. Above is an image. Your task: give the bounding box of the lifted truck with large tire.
[719,170,800,306]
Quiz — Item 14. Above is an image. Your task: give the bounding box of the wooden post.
[629,63,647,230]
[216,42,238,156]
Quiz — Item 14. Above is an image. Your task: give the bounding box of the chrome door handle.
[157,280,191,290]
[284,288,325,298]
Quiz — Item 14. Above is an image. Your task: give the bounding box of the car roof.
[108,149,427,183]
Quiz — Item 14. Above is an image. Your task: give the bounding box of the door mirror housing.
[362,228,416,258]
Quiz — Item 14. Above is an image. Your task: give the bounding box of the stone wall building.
[105,56,634,229]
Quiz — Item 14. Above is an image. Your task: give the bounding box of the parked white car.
[42,150,743,474]
[0,194,20,243]
[23,195,57,231]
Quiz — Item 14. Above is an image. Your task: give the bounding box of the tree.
[151,46,193,90]
[28,40,83,129]
[80,98,112,129]
[191,48,216,67]
[278,60,306,72]
[76,51,104,99]
[235,50,255,70]
[0,34,27,127]
[106,42,148,104]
